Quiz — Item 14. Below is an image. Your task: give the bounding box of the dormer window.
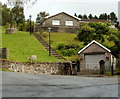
[52,20,60,25]
[65,21,73,26]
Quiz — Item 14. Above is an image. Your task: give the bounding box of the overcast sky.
[1,0,119,21]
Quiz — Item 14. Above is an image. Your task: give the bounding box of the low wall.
[6,28,17,34]
[1,60,71,75]
[34,26,79,33]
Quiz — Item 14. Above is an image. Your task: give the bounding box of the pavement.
[1,71,119,97]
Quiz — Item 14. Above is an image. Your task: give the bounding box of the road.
[1,71,119,97]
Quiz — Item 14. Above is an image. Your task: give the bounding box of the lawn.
[0,68,13,72]
[42,32,84,49]
[2,27,64,62]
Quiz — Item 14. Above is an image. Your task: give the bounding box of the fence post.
[111,62,114,76]
[2,48,8,59]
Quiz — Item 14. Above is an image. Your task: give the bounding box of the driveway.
[1,71,119,97]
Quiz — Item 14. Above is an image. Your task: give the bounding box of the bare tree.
[7,0,37,7]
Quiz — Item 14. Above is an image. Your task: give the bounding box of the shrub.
[64,44,80,49]
[57,43,65,50]
[60,48,76,56]
[57,43,80,57]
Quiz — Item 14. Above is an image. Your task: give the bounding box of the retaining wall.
[1,60,71,75]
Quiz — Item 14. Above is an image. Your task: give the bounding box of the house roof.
[46,12,80,21]
[78,40,111,54]
[80,19,108,23]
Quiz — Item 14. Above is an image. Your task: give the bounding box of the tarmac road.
[1,71,119,97]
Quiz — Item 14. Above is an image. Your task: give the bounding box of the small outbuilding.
[78,40,116,74]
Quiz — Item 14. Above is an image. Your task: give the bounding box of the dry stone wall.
[1,60,71,75]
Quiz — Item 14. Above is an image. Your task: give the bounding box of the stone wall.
[6,28,17,34]
[34,26,79,33]
[1,60,71,75]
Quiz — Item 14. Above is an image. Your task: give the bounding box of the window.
[65,21,73,26]
[52,20,60,25]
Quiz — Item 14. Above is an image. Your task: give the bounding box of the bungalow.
[34,12,80,33]
[78,40,116,74]
[80,19,108,23]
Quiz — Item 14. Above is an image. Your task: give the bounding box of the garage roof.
[78,40,111,54]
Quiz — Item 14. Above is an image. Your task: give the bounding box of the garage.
[85,54,105,70]
[78,40,114,73]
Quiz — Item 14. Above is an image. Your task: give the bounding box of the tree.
[74,13,77,17]
[93,15,98,19]
[77,22,110,44]
[2,4,11,25]
[99,14,104,19]
[108,28,120,57]
[83,14,88,19]
[7,0,37,7]
[109,12,118,22]
[99,13,108,20]
[104,13,108,20]
[6,0,37,29]
[88,14,93,19]
[36,14,41,23]
[36,11,49,23]
[77,25,96,44]
[11,6,25,26]
[78,14,82,18]
[24,19,34,32]
[107,15,110,20]
[88,22,109,35]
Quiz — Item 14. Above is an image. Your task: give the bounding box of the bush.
[57,43,80,57]
[57,43,65,50]
[60,48,76,56]
[65,44,80,49]
[18,23,25,31]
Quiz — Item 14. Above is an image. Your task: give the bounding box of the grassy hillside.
[41,32,84,60]
[41,32,114,60]
[2,27,64,62]
[42,32,84,49]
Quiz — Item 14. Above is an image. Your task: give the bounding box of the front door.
[99,60,105,74]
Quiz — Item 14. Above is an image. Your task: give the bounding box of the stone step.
[43,44,49,46]
[45,47,50,49]
[51,53,58,55]
[51,51,56,53]
[33,33,66,60]
[54,55,60,57]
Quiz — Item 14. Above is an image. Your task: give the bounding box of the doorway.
[99,60,105,74]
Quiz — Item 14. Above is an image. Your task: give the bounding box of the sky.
[1,0,120,21]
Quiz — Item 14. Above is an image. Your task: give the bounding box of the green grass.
[40,32,84,60]
[41,32,115,60]
[42,32,84,49]
[2,27,64,62]
[0,68,13,72]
